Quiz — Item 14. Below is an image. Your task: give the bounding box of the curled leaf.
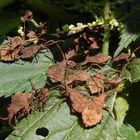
[112,53,130,62]
[66,86,88,113]
[65,70,90,85]
[0,44,21,61]
[86,53,110,64]
[11,36,23,48]
[82,94,106,127]
[0,92,33,127]
[21,44,42,59]
[0,36,23,61]
[87,74,104,94]
[79,53,111,66]
[48,60,66,82]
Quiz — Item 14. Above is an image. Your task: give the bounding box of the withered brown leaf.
[65,70,90,85]
[0,36,23,61]
[112,53,130,62]
[82,94,106,127]
[20,44,42,59]
[66,86,88,113]
[87,74,104,94]
[0,44,21,61]
[86,53,110,64]
[79,53,111,66]
[11,36,23,48]
[48,60,66,82]
[0,92,33,128]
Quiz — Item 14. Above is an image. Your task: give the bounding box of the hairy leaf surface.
[6,94,119,140]
[114,29,140,57]
[5,89,140,140]
[0,51,53,97]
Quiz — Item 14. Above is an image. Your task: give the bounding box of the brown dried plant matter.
[20,44,43,59]
[0,92,33,128]
[82,93,106,127]
[0,37,23,61]
[112,53,131,62]
[66,86,107,127]
[33,88,49,111]
[79,53,111,66]
[65,70,90,85]
[112,46,140,63]
[0,32,59,61]
[87,73,105,94]
[21,40,59,59]
[48,60,66,82]
[66,86,88,113]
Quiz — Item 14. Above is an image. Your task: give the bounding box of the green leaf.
[137,132,140,140]
[115,96,129,125]
[0,51,53,97]
[127,58,140,83]
[118,124,140,140]
[0,17,21,36]
[6,94,120,140]
[124,82,140,130]
[5,90,140,140]
[114,29,140,57]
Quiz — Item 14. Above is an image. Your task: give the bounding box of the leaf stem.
[102,0,110,55]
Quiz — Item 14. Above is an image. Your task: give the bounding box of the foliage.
[0,51,53,97]
[4,95,139,140]
[114,29,140,57]
[0,18,20,36]
[127,58,140,83]
[0,0,140,140]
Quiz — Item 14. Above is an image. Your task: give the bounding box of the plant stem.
[102,0,110,55]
